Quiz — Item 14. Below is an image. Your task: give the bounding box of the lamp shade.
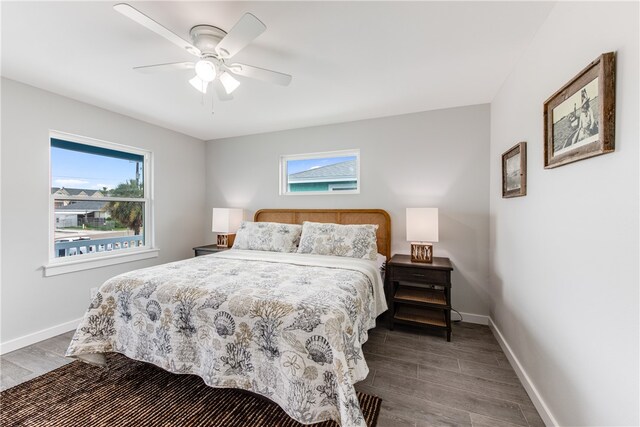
[212,208,243,233]
[406,208,439,242]
[219,71,241,94]
[189,76,208,94]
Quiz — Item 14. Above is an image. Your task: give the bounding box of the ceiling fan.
[114,3,292,101]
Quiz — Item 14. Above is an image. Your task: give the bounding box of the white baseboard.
[0,317,82,355]
[455,311,489,325]
[489,317,558,427]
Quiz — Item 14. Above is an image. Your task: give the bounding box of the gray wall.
[0,78,207,344]
[206,104,491,318]
[489,2,639,425]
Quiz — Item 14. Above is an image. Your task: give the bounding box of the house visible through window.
[280,149,360,195]
[50,133,151,260]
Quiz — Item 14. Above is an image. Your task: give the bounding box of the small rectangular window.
[50,132,152,262]
[280,149,360,195]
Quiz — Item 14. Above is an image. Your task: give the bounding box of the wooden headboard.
[254,209,392,260]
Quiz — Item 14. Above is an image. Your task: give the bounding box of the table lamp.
[406,208,439,263]
[212,208,243,248]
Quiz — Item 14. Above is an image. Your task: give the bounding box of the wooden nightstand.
[386,254,453,341]
[193,244,230,257]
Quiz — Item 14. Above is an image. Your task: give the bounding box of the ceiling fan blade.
[114,3,201,56]
[215,13,266,59]
[213,79,234,101]
[226,63,292,86]
[133,62,195,74]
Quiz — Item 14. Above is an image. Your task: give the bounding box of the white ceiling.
[1,1,555,140]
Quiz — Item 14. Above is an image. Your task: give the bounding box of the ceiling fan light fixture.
[219,71,241,94]
[189,75,208,93]
[195,59,217,82]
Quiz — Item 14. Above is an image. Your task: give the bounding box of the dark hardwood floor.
[357,323,545,427]
[0,323,545,427]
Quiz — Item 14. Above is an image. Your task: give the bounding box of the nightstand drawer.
[392,267,449,284]
[195,249,214,257]
[193,244,229,257]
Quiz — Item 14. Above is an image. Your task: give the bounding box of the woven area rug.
[1,353,381,427]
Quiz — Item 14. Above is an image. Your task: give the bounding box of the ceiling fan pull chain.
[211,92,215,115]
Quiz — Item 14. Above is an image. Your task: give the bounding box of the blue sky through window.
[287,156,357,175]
[51,147,142,191]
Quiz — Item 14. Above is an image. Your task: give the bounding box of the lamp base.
[410,242,433,263]
[217,234,235,248]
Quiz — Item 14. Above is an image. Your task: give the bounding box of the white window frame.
[44,130,157,276]
[279,149,360,196]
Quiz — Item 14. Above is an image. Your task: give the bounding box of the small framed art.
[543,52,616,168]
[502,142,526,198]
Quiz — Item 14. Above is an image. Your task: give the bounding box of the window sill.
[43,248,160,277]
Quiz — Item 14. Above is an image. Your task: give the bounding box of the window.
[280,149,360,195]
[46,131,155,275]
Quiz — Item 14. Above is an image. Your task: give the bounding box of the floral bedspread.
[66,249,386,426]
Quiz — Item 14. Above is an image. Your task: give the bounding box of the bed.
[66,209,391,426]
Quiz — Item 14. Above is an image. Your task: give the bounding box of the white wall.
[489,2,638,426]
[206,105,491,318]
[0,78,207,346]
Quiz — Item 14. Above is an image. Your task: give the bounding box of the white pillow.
[297,221,378,260]
[232,221,302,252]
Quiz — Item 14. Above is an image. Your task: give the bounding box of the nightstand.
[386,254,453,341]
[193,244,230,257]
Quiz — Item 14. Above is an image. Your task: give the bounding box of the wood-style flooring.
[0,323,545,427]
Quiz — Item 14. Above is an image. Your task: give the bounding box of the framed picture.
[502,142,527,198]
[543,52,616,168]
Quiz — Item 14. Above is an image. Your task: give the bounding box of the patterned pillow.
[232,221,302,252]
[297,221,378,260]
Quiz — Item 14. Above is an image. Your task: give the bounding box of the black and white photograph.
[544,52,616,168]
[502,142,527,198]
[506,153,521,191]
[552,79,599,155]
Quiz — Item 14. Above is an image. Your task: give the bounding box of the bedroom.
[0,1,638,427]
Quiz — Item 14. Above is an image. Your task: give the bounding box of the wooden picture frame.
[502,142,527,198]
[543,52,616,168]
